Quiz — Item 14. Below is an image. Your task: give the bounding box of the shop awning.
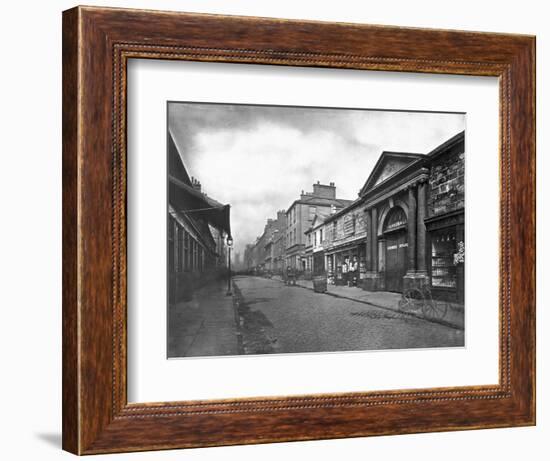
[169,175,231,238]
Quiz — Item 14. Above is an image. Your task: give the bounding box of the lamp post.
[226,235,233,296]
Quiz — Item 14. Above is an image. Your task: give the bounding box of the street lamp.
[226,235,233,296]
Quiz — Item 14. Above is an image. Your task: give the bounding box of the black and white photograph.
[167,102,466,358]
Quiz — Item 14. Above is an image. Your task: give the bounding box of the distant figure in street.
[350,256,358,287]
[286,265,296,286]
[342,257,349,286]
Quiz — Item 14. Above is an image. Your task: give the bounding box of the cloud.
[169,102,465,255]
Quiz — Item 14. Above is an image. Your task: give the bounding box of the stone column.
[416,180,428,273]
[365,211,372,269]
[362,207,379,291]
[407,185,417,272]
[371,207,378,272]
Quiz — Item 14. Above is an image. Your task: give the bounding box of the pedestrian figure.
[350,256,358,287]
[342,257,349,286]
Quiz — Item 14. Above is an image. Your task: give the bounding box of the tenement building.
[167,131,232,303]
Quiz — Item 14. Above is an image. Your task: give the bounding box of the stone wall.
[428,147,465,217]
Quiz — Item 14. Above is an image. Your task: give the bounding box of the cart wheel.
[422,298,448,320]
[398,293,410,311]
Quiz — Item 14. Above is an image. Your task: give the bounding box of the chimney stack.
[312,181,336,199]
[191,177,202,192]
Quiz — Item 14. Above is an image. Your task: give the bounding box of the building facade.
[302,131,465,302]
[168,131,232,303]
[285,182,352,273]
[355,131,464,302]
[304,214,326,279]
[321,201,369,286]
[245,210,286,274]
[245,131,464,302]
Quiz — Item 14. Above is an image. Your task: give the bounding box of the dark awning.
[169,175,231,237]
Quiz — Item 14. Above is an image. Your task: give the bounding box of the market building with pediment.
[302,130,465,302]
[359,130,465,301]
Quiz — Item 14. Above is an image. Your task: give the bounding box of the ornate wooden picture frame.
[62,5,535,455]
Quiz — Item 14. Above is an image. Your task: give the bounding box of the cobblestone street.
[233,275,463,355]
[168,275,464,358]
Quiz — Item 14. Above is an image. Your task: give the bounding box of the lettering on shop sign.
[387,243,407,251]
[343,215,356,235]
[386,219,406,230]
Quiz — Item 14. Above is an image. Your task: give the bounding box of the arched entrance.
[383,207,408,292]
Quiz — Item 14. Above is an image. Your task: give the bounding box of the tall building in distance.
[285,182,352,271]
[244,211,286,274]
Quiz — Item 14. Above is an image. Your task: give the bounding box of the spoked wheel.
[397,294,411,311]
[398,288,424,312]
[420,288,448,320]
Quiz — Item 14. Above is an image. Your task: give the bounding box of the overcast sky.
[168,102,465,257]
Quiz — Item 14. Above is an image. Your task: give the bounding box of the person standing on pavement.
[342,257,349,286]
[350,256,358,286]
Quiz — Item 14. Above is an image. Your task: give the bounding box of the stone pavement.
[273,276,464,330]
[167,280,241,358]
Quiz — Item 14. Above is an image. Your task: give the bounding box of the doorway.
[382,206,408,292]
[385,231,408,292]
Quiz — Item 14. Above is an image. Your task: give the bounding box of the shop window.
[431,229,457,288]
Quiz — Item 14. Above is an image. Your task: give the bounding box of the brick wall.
[428,148,465,216]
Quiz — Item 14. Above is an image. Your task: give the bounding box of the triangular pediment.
[372,157,413,185]
[310,212,328,229]
[360,152,425,195]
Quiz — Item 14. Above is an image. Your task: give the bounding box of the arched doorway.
[383,207,408,292]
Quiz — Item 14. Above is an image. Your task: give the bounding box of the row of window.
[307,228,324,247]
[287,205,364,248]
[288,206,297,224]
[168,216,206,274]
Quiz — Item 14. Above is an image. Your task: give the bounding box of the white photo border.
[127,59,500,403]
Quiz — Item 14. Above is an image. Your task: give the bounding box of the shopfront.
[425,209,465,302]
[326,243,365,286]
